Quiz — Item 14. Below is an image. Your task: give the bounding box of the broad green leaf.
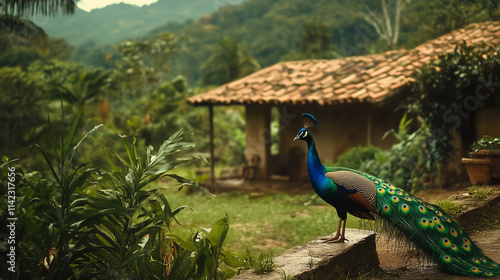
[207,214,229,249]
[167,249,193,279]
[170,235,197,252]
[223,251,247,268]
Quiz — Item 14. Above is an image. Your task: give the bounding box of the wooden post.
[367,106,372,146]
[209,105,215,183]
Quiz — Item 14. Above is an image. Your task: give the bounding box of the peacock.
[294,113,500,277]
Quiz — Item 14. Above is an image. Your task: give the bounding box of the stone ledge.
[449,185,500,231]
[232,229,379,280]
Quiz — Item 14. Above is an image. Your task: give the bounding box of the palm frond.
[1,0,76,17]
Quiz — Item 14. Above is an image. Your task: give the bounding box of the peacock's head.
[294,128,310,141]
[293,113,318,141]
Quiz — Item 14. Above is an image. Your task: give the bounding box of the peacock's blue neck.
[305,137,329,193]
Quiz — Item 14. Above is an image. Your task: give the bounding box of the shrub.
[408,42,500,161]
[8,108,239,279]
[335,114,443,192]
[334,145,384,171]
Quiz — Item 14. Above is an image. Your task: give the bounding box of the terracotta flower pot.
[472,150,500,178]
[461,158,492,185]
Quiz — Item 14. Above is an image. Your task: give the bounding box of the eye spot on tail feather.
[470,267,480,274]
[401,204,409,213]
[443,255,452,263]
[420,218,429,227]
[437,224,445,232]
[441,238,451,247]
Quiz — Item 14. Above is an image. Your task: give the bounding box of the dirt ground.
[211,179,500,279]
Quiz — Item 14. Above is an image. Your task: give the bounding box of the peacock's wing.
[325,170,376,220]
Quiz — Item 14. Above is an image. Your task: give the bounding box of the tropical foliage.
[0,0,77,51]
[335,114,443,192]
[148,0,500,83]
[3,0,500,278]
[0,109,242,279]
[0,66,45,157]
[200,37,260,86]
[408,42,500,159]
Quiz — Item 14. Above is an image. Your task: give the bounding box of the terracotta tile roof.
[186,21,500,106]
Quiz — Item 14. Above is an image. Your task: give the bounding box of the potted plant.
[469,135,500,179]
[461,157,492,185]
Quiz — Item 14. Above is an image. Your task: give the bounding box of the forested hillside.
[12,0,500,85]
[40,0,249,45]
[147,0,500,84]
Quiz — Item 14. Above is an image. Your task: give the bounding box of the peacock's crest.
[302,113,318,129]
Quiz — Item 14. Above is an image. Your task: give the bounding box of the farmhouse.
[187,22,500,181]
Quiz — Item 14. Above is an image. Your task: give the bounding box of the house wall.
[245,104,271,179]
[241,102,497,182]
[439,107,500,180]
[476,108,500,137]
[274,103,403,179]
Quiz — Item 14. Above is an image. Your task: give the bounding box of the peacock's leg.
[322,218,346,242]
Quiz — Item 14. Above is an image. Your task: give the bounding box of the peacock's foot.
[323,236,346,243]
[321,234,346,243]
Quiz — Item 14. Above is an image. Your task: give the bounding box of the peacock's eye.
[303,131,308,138]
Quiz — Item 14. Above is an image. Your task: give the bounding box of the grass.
[245,247,276,274]
[435,199,463,216]
[468,185,495,199]
[158,184,367,254]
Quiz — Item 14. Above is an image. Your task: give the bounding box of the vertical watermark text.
[6,166,17,273]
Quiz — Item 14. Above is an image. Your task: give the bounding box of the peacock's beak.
[293,135,299,141]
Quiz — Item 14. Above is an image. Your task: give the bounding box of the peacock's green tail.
[347,166,499,277]
[296,113,500,278]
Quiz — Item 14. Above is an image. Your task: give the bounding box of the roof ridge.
[187,21,500,106]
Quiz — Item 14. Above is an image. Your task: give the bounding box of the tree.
[0,0,77,49]
[30,60,109,108]
[0,66,44,157]
[300,19,331,56]
[0,15,47,49]
[357,0,411,50]
[200,37,260,86]
[404,0,500,46]
[281,18,340,61]
[0,36,74,68]
[46,37,75,60]
[105,33,190,136]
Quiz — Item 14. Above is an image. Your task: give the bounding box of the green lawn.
[161,186,370,254]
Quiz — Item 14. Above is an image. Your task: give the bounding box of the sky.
[77,0,158,11]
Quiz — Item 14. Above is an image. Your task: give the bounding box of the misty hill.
[148,0,369,83]
[147,0,499,84]
[40,0,248,45]
[39,0,498,86]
